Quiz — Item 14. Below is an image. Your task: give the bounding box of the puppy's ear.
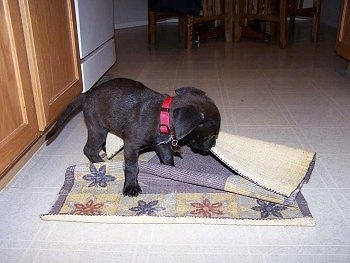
[173,107,204,139]
[175,87,206,96]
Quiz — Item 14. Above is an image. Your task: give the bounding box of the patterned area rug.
[42,144,315,226]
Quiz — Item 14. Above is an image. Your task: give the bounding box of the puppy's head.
[172,87,221,153]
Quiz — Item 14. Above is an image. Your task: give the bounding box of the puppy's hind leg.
[84,126,108,163]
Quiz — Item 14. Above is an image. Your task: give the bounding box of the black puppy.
[46,78,220,197]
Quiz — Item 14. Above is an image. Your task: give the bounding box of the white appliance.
[74,0,116,92]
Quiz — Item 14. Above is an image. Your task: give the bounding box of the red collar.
[159,96,174,134]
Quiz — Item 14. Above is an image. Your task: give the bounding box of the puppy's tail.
[45,94,85,141]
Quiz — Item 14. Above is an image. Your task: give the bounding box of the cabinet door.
[0,0,39,175]
[336,0,350,61]
[19,0,82,131]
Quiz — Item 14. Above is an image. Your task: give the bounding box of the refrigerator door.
[74,0,116,92]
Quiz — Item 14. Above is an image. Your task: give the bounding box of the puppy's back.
[83,78,164,137]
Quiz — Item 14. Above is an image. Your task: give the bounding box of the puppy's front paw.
[123,184,142,197]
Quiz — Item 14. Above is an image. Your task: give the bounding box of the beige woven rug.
[42,132,315,226]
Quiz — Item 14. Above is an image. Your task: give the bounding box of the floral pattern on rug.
[177,193,239,219]
[72,197,104,215]
[190,198,224,217]
[83,163,116,188]
[251,200,288,219]
[60,194,121,216]
[116,194,175,217]
[129,200,166,216]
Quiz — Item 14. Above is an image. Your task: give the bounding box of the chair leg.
[311,15,317,43]
[179,16,184,40]
[225,0,234,42]
[233,0,242,42]
[184,15,194,49]
[279,0,287,48]
[311,14,321,43]
[289,15,296,35]
[311,0,322,43]
[148,9,156,45]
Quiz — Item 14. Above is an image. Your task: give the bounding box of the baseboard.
[115,19,178,29]
[115,20,148,29]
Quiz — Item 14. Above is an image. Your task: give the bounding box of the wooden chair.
[235,0,321,48]
[148,0,234,49]
[288,0,322,43]
[236,0,288,48]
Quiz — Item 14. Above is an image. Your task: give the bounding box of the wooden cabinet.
[0,0,39,174]
[19,0,82,130]
[0,0,82,177]
[336,0,350,63]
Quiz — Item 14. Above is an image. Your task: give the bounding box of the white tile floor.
[1,22,350,262]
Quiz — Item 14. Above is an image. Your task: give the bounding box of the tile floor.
[1,22,350,262]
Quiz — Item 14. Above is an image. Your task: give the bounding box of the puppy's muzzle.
[190,137,216,154]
